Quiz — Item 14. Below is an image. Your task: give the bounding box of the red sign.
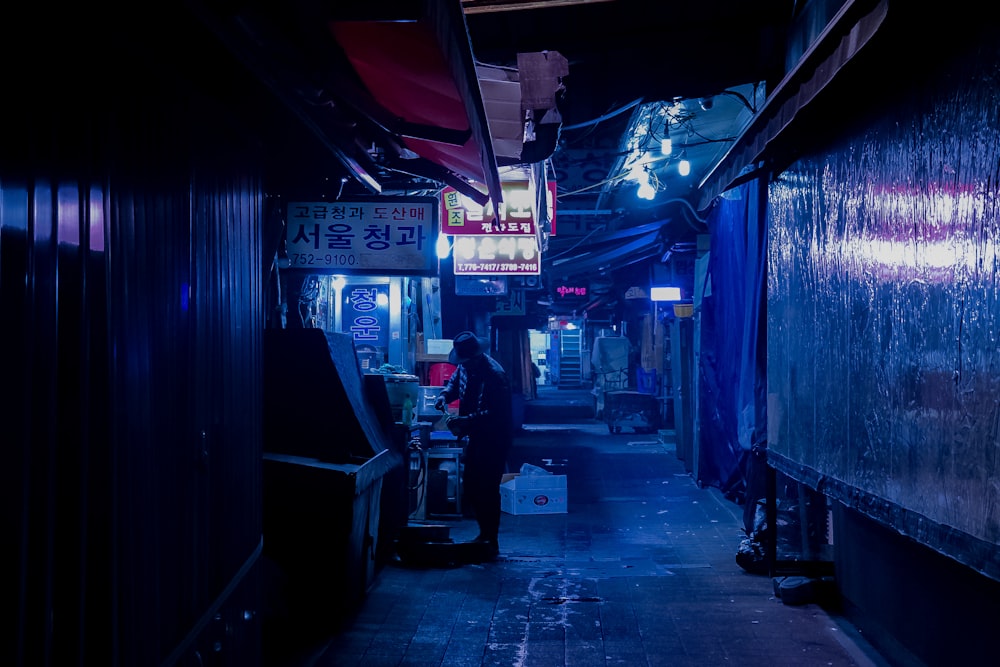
[441,181,557,236]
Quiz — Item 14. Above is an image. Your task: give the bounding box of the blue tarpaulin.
[698,181,768,527]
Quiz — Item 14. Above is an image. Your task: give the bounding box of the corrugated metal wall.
[2,7,265,666]
[766,18,1000,579]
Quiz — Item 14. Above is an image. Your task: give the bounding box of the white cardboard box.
[425,338,453,355]
[500,472,567,515]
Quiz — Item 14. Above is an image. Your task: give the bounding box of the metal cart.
[604,390,659,434]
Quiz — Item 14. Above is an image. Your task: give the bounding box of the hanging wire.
[558,171,633,198]
[658,197,709,227]
[560,98,644,131]
[407,435,427,518]
[542,224,609,262]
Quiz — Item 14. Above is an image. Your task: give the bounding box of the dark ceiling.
[191,0,796,306]
[193,0,792,189]
[460,0,793,299]
[462,0,790,127]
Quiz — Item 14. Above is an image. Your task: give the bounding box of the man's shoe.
[476,540,499,560]
[465,536,499,560]
[459,538,498,563]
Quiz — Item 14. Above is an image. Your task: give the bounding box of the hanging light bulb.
[678,152,691,177]
[661,137,672,155]
[635,166,655,200]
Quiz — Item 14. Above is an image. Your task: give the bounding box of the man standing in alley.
[435,330,513,559]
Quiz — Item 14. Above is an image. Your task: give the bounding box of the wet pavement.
[270,388,889,667]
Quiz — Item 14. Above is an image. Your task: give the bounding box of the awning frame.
[698,0,889,209]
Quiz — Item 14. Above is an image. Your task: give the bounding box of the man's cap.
[449,331,489,365]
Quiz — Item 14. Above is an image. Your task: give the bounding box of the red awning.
[330,4,502,207]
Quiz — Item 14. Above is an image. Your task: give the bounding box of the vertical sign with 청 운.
[342,283,389,350]
[285,198,439,276]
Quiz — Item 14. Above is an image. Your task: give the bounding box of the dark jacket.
[440,354,513,449]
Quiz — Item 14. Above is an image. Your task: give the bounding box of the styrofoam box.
[499,473,567,515]
[426,338,453,355]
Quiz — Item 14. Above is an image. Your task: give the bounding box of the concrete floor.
[269,388,890,667]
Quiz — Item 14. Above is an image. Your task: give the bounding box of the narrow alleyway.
[270,388,887,667]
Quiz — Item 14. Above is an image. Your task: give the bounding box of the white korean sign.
[285,198,439,275]
[451,235,541,275]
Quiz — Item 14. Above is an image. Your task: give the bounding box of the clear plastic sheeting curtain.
[766,28,1000,579]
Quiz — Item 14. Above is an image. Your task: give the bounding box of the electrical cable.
[658,197,708,227]
[542,224,608,262]
[408,440,428,518]
[561,98,644,131]
[557,171,632,197]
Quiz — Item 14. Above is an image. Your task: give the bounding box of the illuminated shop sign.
[285,198,439,276]
[342,283,390,349]
[440,181,557,236]
[452,235,540,275]
[556,285,587,297]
